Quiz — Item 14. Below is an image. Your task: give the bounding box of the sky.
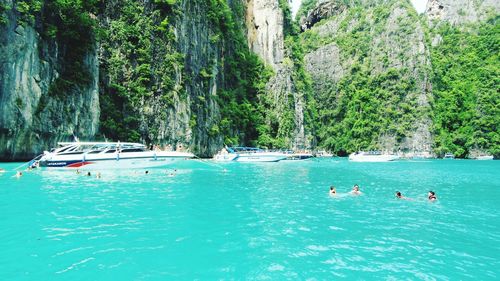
[291,0,429,17]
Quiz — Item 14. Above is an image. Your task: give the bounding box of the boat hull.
[39,157,187,170]
[235,153,288,162]
[213,154,238,162]
[39,151,193,170]
[476,156,494,160]
[348,153,399,162]
[213,152,288,162]
[285,154,314,160]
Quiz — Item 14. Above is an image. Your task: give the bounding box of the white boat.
[213,147,288,162]
[443,152,455,159]
[476,155,494,160]
[213,152,238,162]
[315,150,334,157]
[348,151,399,162]
[36,142,194,170]
[285,152,314,160]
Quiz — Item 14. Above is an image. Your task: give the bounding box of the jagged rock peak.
[299,0,347,31]
[426,0,500,25]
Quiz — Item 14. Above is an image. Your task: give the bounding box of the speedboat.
[285,152,315,160]
[315,150,334,157]
[36,142,194,170]
[348,151,399,162]
[443,152,455,159]
[476,155,494,160]
[213,147,288,162]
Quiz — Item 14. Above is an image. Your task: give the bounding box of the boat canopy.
[52,142,146,155]
[227,147,263,153]
[58,142,145,147]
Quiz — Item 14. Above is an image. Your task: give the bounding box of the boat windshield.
[228,147,262,153]
[357,151,382,155]
[53,143,146,155]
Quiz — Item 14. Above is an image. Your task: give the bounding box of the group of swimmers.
[75,170,102,179]
[146,169,178,177]
[329,185,438,201]
[329,184,362,196]
[5,168,179,179]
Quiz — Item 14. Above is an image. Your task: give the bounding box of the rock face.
[426,0,500,25]
[246,0,307,148]
[99,0,224,157]
[301,0,433,154]
[0,0,496,160]
[176,0,225,156]
[1,0,277,160]
[0,3,99,161]
[246,0,285,68]
[299,0,346,31]
[304,43,344,86]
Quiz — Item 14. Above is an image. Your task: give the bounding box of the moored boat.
[443,152,455,159]
[213,147,288,162]
[37,142,194,170]
[315,150,334,157]
[476,155,494,160]
[348,151,399,162]
[285,152,314,161]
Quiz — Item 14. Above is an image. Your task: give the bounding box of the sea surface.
[0,159,499,280]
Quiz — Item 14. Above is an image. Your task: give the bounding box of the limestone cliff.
[246,0,307,149]
[426,0,500,26]
[0,0,266,159]
[99,0,224,157]
[425,0,499,157]
[0,0,496,160]
[299,0,433,154]
[0,0,99,160]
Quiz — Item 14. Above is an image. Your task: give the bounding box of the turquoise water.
[1,159,499,280]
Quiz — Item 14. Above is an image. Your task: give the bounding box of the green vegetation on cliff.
[1,0,498,158]
[294,0,499,157]
[297,1,429,154]
[99,0,180,142]
[99,0,271,150]
[43,0,99,97]
[430,18,500,157]
[4,0,99,100]
[208,0,273,146]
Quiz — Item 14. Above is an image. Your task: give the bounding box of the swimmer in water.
[428,191,437,201]
[145,170,149,175]
[96,172,101,179]
[0,168,5,173]
[395,191,411,200]
[15,171,23,178]
[87,172,91,177]
[329,186,337,196]
[350,184,362,195]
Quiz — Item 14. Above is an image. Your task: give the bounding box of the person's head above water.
[428,191,437,200]
[353,184,359,191]
[330,186,336,193]
[395,191,402,198]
